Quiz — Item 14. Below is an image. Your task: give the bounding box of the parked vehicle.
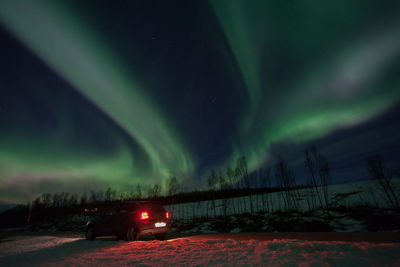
[85,201,170,241]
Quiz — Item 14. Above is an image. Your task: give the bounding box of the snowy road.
[1,233,400,266]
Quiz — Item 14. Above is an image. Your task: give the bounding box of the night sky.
[0,0,399,204]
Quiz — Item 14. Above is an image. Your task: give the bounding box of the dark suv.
[85,201,170,241]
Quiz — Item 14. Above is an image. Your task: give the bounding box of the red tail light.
[166,211,170,219]
[140,211,149,220]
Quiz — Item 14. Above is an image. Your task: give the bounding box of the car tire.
[155,233,166,240]
[86,227,96,241]
[125,225,139,241]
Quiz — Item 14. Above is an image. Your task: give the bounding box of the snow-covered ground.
[0,235,399,266]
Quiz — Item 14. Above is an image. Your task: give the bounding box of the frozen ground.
[1,234,399,266]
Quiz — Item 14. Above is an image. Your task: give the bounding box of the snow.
[0,236,80,258]
[1,235,399,266]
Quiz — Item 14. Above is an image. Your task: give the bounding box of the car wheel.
[86,227,96,241]
[125,226,139,241]
[155,233,166,240]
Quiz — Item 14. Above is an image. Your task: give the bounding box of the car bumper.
[138,221,170,235]
[140,226,169,235]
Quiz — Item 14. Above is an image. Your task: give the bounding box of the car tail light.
[140,211,149,220]
[166,211,170,219]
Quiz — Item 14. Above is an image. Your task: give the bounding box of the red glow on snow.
[3,236,400,266]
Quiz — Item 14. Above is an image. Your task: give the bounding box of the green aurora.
[0,0,195,202]
[210,0,400,170]
[0,0,399,203]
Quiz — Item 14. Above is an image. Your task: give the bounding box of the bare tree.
[167,176,179,196]
[69,193,78,206]
[219,171,229,217]
[366,154,399,208]
[304,145,331,212]
[32,196,42,209]
[218,171,227,191]
[41,193,51,207]
[258,167,271,212]
[105,187,113,202]
[275,155,298,211]
[226,165,236,214]
[52,193,62,207]
[59,192,70,207]
[89,191,97,203]
[80,192,88,206]
[136,184,142,199]
[317,152,331,211]
[207,169,218,218]
[226,166,235,188]
[119,191,130,201]
[96,190,104,202]
[149,184,162,198]
[305,148,323,209]
[265,167,274,212]
[236,156,254,214]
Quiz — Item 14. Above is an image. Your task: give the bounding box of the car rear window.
[120,202,165,213]
[139,203,165,213]
[121,203,140,212]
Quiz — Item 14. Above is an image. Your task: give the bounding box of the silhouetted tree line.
[1,144,399,229]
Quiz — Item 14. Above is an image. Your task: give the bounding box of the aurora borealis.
[0,0,399,204]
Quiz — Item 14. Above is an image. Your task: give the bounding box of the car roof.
[121,200,159,205]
